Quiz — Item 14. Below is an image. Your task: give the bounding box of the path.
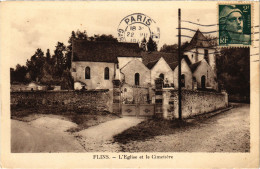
[75,117,144,152]
[120,103,250,152]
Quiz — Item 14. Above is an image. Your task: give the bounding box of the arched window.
[104,67,109,80]
[159,73,164,80]
[201,75,206,89]
[135,73,140,86]
[181,74,185,87]
[85,67,90,79]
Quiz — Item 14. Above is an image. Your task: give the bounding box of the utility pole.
[178,8,182,120]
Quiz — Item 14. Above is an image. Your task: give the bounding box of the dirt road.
[75,117,144,152]
[11,115,143,152]
[120,104,250,152]
[11,119,85,153]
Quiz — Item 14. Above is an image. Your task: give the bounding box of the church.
[70,30,218,91]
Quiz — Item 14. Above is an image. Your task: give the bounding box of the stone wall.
[163,89,228,119]
[11,90,113,113]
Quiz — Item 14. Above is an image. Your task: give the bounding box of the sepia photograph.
[0,0,259,168]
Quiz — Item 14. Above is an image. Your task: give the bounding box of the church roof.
[189,61,202,72]
[141,51,179,70]
[142,51,191,70]
[72,40,141,63]
[146,60,159,69]
[184,29,212,51]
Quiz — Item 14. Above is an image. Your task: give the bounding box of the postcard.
[0,1,259,168]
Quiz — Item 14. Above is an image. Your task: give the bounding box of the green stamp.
[219,4,251,46]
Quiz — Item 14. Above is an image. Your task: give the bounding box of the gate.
[121,85,155,117]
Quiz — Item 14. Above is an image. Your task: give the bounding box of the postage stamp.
[117,13,160,45]
[1,1,259,168]
[218,4,252,46]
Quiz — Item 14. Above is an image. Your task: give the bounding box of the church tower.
[183,29,216,75]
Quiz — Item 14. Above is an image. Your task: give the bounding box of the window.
[85,67,90,79]
[181,74,185,87]
[159,73,164,80]
[135,73,140,86]
[201,75,206,89]
[104,67,109,80]
[193,77,197,90]
[204,49,209,63]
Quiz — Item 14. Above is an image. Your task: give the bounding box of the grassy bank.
[11,106,119,132]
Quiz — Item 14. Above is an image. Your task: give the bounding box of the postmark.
[218,4,252,46]
[117,13,160,45]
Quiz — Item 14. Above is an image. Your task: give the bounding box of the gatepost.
[112,80,121,114]
[154,78,163,118]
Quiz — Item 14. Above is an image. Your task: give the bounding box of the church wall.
[193,59,218,90]
[120,59,151,87]
[71,61,115,90]
[173,59,192,89]
[151,58,174,86]
[184,48,197,64]
[184,48,216,72]
[197,48,216,71]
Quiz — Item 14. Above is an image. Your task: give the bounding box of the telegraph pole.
[178,8,182,120]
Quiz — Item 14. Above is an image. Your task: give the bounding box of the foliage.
[93,34,118,42]
[10,64,29,84]
[140,37,147,51]
[53,42,67,77]
[159,41,189,53]
[146,37,157,52]
[26,48,45,82]
[160,44,178,53]
[204,35,218,47]
[216,48,250,102]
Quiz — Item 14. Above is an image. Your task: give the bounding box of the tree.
[46,49,51,64]
[146,37,157,52]
[140,37,147,51]
[26,48,45,81]
[10,64,28,84]
[160,44,178,53]
[60,69,74,90]
[216,48,250,102]
[93,34,118,42]
[10,68,15,84]
[65,31,77,70]
[53,42,66,77]
[205,35,217,47]
[75,30,88,40]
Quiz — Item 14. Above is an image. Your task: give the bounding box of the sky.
[1,1,219,68]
